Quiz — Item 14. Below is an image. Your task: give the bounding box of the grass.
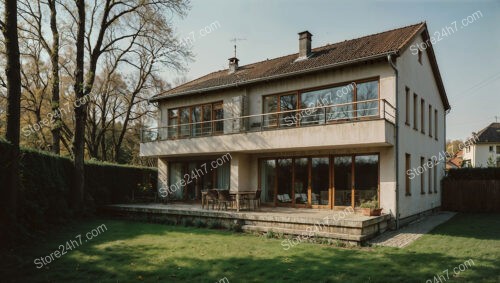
[1,213,499,283]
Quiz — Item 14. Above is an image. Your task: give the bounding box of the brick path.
[369,211,456,248]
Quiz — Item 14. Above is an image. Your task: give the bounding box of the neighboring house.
[140,22,450,225]
[446,150,463,170]
[462,123,500,167]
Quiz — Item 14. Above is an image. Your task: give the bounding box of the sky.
[165,0,500,140]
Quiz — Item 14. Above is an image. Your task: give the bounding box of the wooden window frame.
[428,105,433,138]
[420,157,425,194]
[433,164,438,193]
[420,99,425,135]
[168,101,223,139]
[413,94,418,131]
[434,109,438,141]
[405,153,411,196]
[262,77,381,127]
[428,158,432,193]
[257,152,380,210]
[405,87,410,126]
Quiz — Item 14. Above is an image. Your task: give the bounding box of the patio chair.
[217,190,233,211]
[247,190,261,210]
[205,189,218,210]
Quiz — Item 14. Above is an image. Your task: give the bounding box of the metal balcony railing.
[141,99,396,143]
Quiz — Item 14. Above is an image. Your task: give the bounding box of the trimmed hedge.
[446,168,500,180]
[0,139,157,235]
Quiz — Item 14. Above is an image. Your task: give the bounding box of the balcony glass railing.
[141,99,396,143]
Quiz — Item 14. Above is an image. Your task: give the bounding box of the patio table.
[230,191,257,212]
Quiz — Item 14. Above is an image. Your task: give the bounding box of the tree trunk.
[48,0,61,154]
[2,0,22,227]
[72,0,86,210]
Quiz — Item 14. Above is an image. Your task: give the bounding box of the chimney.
[228,57,239,74]
[298,31,312,60]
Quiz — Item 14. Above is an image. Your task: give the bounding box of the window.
[490,146,494,152]
[497,146,500,153]
[405,154,411,196]
[434,164,438,193]
[434,109,438,140]
[413,94,418,131]
[418,49,423,64]
[265,79,380,127]
[356,81,379,118]
[167,101,222,139]
[428,105,432,137]
[405,87,410,126]
[428,158,432,193]
[168,109,179,139]
[212,102,224,134]
[466,146,470,153]
[497,157,500,167]
[420,99,425,134]
[421,157,425,194]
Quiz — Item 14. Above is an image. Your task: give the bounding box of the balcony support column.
[230,153,251,192]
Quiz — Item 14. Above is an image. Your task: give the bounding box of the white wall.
[463,143,500,167]
[396,34,447,218]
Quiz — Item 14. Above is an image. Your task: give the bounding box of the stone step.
[241,224,372,242]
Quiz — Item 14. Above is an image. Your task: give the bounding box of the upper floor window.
[420,98,425,134]
[434,109,438,140]
[428,105,432,138]
[405,87,410,126]
[413,93,418,131]
[263,79,379,127]
[418,49,423,64]
[168,101,223,139]
[490,146,494,152]
[496,146,500,153]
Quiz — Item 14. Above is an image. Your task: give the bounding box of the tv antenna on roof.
[230,37,246,58]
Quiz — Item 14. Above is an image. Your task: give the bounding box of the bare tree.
[1,0,22,226]
[18,0,62,154]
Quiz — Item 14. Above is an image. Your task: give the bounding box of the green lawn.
[2,213,499,283]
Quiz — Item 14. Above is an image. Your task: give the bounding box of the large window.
[260,153,378,208]
[263,79,379,127]
[428,158,432,193]
[260,160,276,203]
[294,158,309,204]
[334,156,352,206]
[277,159,293,204]
[354,155,378,206]
[311,157,330,206]
[356,81,378,118]
[167,101,222,139]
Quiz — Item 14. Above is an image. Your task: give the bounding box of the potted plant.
[359,197,382,216]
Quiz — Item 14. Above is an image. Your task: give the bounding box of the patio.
[102,202,391,244]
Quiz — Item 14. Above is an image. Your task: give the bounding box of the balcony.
[140,99,396,157]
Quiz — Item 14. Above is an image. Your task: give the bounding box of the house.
[140,22,450,227]
[446,150,463,170]
[462,122,500,167]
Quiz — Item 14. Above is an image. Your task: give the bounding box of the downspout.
[387,53,400,229]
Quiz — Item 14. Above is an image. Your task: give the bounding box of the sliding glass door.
[334,156,353,207]
[311,157,330,206]
[277,159,293,204]
[259,153,378,208]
